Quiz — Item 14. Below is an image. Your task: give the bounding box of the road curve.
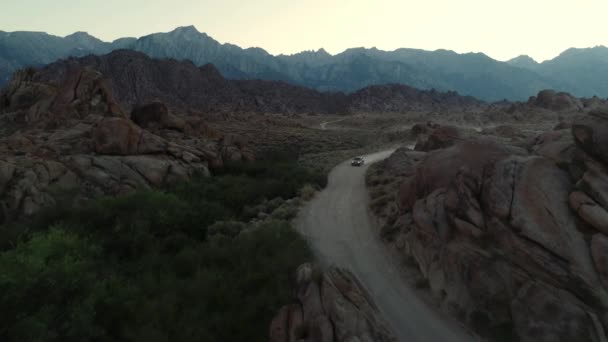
[320,118,347,130]
[296,150,475,342]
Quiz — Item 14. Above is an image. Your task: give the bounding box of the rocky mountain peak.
[64,31,107,52]
[171,25,203,38]
[65,31,95,39]
[316,48,330,56]
[507,54,539,69]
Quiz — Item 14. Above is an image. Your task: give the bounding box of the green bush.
[0,227,106,342]
[0,159,319,342]
[299,184,317,201]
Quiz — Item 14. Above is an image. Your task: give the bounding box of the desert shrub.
[0,227,106,342]
[271,204,299,221]
[299,184,317,201]
[0,159,318,342]
[207,220,247,238]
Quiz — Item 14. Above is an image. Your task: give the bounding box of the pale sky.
[2,0,607,62]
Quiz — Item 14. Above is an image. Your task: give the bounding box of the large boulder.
[570,191,608,234]
[271,264,396,342]
[131,102,170,127]
[591,234,608,289]
[0,158,80,222]
[414,125,461,152]
[530,90,583,112]
[52,67,126,118]
[92,117,167,155]
[511,282,605,342]
[400,141,510,210]
[380,110,608,340]
[572,112,608,165]
[131,102,187,131]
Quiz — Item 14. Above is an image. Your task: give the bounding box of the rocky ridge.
[4,27,608,101]
[28,50,485,115]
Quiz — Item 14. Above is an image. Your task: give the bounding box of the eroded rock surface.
[0,63,254,222]
[369,113,608,341]
[270,263,396,342]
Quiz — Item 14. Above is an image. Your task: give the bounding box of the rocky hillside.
[367,112,608,341]
[3,27,608,101]
[15,49,483,115]
[0,64,253,223]
[0,48,482,223]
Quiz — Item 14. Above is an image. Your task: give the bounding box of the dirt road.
[320,118,348,130]
[296,150,476,342]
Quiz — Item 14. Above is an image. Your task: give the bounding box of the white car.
[351,157,364,166]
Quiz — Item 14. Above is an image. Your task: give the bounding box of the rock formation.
[25,50,486,115]
[269,263,396,342]
[0,60,254,223]
[369,111,608,341]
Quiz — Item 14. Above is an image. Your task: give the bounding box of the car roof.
[353,156,363,159]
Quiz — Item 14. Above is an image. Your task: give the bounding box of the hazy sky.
[2,0,607,62]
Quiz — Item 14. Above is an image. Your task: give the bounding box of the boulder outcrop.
[529,89,584,112]
[269,263,396,342]
[0,63,254,223]
[370,111,608,341]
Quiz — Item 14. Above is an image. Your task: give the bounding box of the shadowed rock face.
[372,112,608,341]
[269,264,396,342]
[0,59,254,223]
[529,89,584,112]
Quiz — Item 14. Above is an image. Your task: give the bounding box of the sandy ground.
[295,150,478,342]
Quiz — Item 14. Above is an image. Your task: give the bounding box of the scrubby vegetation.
[0,160,325,342]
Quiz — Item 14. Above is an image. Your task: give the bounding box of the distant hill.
[506,46,608,98]
[1,26,607,101]
[21,49,481,115]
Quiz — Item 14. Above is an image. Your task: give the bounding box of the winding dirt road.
[296,150,475,342]
[320,118,348,130]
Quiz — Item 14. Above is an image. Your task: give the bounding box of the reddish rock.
[50,66,126,118]
[500,157,603,301]
[591,234,608,289]
[92,117,166,155]
[511,282,604,342]
[572,113,608,165]
[296,264,325,321]
[273,264,396,342]
[532,130,576,164]
[530,89,583,112]
[131,102,170,128]
[269,306,290,342]
[414,125,461,152]
[400,141,510,210]
[570,191,608,234]
[580,161,608,210]
[383,111,608,340]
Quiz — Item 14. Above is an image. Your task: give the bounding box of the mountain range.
[1,26,608,101]
[3,49,481,117]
